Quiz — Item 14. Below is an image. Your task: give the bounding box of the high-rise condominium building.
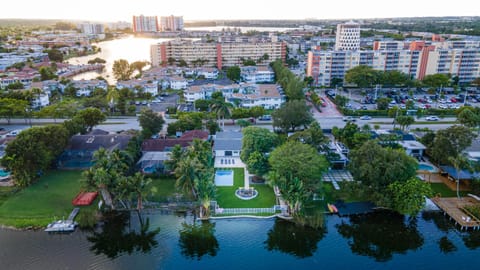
[334,21,361,51]
[132,15,159,32]
[160,16,184,31]
[306,40,480,86]
[150,40,286,69]
[79,23,104,35]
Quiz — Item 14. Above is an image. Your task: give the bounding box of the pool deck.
[431,197,480,230]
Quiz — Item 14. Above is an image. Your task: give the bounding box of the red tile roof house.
[139,130,209,174]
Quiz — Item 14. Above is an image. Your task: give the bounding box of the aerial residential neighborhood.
[1,1,480,269]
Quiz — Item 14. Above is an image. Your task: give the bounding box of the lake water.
[1,210,479,270]
[185,26,298,32]
[68,36,173,84]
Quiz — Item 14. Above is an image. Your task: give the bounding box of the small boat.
[45,220,77,233]
[327,204,334,213]
[330,204,339,213]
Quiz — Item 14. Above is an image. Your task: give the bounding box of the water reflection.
[178,221,219,260]
[462,231,480,250]
[421,211,456,232]
[264,219,326,258]
[87,211,160,259]
[336,210,424,262]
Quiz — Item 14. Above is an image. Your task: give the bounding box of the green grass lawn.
[0,186,17,207]
[429,183,469,197]
[215,168,276,208]
[0,170,87,228]
[147,176,177,202]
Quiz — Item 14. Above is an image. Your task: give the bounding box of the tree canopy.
[113,59,134,81]
[272,100,313,133]
[138,108,165,138]
[430,125,475,165]
[226,66,241,81]
[241,126,278,176]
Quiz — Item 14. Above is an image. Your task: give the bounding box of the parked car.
[425,116,439,121]
[359,115,372,120]
[343,116,356,122]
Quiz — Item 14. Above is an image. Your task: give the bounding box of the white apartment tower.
[160,16,184,31]
[335,21,361,51]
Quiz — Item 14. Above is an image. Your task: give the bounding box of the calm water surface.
[1,210,479,270]
[68,36,173,84]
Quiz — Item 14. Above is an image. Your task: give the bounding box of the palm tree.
[106,87,119,114]
[174,157,201,199]
[165,144,184,172]
[448,155,472,199]
[210,100,231,130]
[128,173,154,210]
[195,172,216,218]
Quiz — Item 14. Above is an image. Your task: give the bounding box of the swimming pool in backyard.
[215,170,234,186]
[0,168,10,177]
[418,163,438,173]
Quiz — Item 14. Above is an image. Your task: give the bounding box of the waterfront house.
[58,130,132,169]
[139,130,209,174]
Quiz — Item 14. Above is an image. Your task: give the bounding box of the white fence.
[216,205,287,215]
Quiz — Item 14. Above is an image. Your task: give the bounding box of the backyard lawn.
[0,170,86,228]
[215,168,276,208]
[147,177,177,202]
[429,183,469,197]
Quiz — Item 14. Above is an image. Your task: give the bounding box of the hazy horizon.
[1,0,479,23]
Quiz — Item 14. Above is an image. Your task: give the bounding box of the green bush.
[76,208,98,229]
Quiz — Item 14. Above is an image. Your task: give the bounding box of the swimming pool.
[0,169,10,177]
[215,170,234,186]
[418,163,438,172]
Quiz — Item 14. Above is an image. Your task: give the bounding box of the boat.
[45,220,77,233]
[327,203,334,213]
[330,204,339,213]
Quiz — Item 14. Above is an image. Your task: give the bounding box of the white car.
[359,115,372,120]
[425,116,439,121]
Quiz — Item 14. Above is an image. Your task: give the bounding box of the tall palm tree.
[128,173,154,210]
[174,157,201,199]
[165,144,184,172]
[210,100,231,130]
[448,155,471,199]
[106,87,119,114]
[195,173,216,218]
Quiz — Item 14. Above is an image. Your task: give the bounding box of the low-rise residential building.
[117,79,159,96]
[31,93,50,108]
[168,76,188,90]
[229,84,285,109]
[58,131,133,169]
[70,79,108,97]
[0,68,40,88]
[213,131,242,158]
[30,80,64,94]
[240,66,275,83]
[184,83,238,102]
[139,130,209,174]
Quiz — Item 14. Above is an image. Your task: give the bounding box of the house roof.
[65,134,132,151]
[439,165,480,180]
[213,139,242,151]
[213,131,243,151]
[397,140,426,150]
[87,129,110,136]
[215,131,243,139]
[180,130,209,140]
[142,139,192,152]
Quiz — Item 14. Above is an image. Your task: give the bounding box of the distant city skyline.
[1,0,479,22]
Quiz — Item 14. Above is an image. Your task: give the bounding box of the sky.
[1,0,479,22]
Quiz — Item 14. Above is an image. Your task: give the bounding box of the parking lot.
[322,87,480,112]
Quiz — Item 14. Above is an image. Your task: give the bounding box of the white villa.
[117,79,159,96]
[213,131,243,158]
[240,66,275,83]
[70,79,108,97]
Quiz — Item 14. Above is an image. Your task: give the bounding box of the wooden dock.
[431,197,480,230]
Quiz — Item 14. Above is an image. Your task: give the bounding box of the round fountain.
[235,187,258,200]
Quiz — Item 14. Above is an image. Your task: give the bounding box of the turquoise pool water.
[418,163,437,172]
[216,170,233,176]
[0,169,10,177]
